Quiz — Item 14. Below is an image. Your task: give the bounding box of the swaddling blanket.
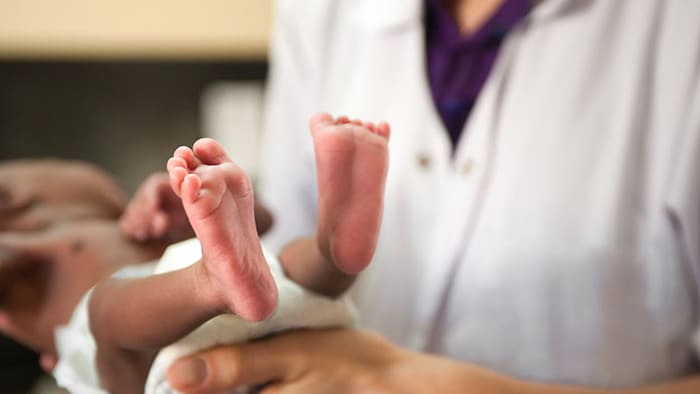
[53,238,355,393]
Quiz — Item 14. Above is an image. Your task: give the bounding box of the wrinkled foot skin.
[310,113,390,275]
[167,139,277,321]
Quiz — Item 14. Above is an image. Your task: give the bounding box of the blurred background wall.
[0,0,271,193]
[0,1,272,392]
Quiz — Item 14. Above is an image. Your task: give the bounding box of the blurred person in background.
[0,159,131,391]
[0,159,168,372]
[166,0,700,393]
[0,158,275,374]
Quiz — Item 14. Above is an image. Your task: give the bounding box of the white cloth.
[259,0,700,388]
[53,239,354,393]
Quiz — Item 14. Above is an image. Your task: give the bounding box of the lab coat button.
[417,153,432,169]
[460,159,475,175]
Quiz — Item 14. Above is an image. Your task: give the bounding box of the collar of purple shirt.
[425,0,531,147]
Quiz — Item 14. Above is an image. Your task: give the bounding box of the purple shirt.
[425,0,530,147]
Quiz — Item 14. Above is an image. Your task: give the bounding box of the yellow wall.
[0,0,272,60]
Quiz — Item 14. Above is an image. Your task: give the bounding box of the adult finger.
[167,337,303,393]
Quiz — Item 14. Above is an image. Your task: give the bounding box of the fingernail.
[169,357,207,387]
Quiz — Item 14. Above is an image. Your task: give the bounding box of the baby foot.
[167,139,277,321]
[310,113,390,275]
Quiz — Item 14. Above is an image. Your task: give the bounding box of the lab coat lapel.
[413,0,582,350]
[346,0,583,351]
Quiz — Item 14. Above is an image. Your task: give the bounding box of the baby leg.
[310,113,390,274]
[168,139,277,321]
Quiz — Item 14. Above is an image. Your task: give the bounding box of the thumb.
[167,337,302,393]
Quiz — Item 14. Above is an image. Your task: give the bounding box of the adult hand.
[167,329,700,394]
[166,329,400,393]
[120,172,193,242]
[166,328,513,394]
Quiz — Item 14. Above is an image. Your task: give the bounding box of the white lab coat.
[259,0,700,388]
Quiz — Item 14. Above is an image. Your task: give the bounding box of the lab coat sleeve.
[258,0,321,253]
[667,73,700,359]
